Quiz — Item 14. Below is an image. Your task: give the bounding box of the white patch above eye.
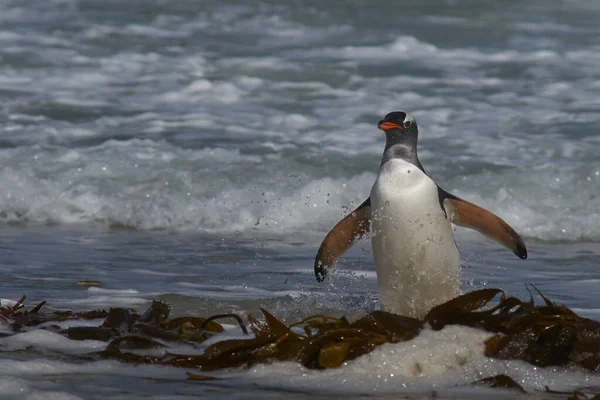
[403,113,416,125]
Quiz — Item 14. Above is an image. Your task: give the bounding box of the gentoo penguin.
[314,111,527,318]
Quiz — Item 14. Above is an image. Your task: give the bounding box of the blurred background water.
[0,0,599,398]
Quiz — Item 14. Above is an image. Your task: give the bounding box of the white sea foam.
[0,134,598,242]
[0,139,378,235]
[176,282,306,300]
[0,358,182,379]
[65,296,148,308]
[301,35,562,71]
[0,330,105,354]
[86,288,139,295]
[0,298,18,308]
[243,325,596,396]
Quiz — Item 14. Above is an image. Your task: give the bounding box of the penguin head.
[378,111,418,139]
[378,111,423,169]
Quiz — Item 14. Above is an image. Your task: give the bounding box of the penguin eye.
[403,120,412,129]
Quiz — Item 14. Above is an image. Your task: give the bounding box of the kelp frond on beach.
[1,288,599,397]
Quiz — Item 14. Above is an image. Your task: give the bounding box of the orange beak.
[378,121,404,131]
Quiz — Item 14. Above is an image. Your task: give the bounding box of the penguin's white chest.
[369,159,461,318]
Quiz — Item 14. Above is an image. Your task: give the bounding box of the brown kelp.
[0,289,599,397]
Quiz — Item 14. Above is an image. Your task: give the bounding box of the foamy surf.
[1,140,599,241]
[244,326,597,397]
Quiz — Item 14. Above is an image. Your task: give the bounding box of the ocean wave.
[0,139,598,242]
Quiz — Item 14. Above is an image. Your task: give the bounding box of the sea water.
[0,0,599,398]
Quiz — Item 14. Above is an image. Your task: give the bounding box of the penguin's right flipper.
[314,198,372,282]
[441,192,527,259]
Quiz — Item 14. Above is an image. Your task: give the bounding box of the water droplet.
[420,224,424,228]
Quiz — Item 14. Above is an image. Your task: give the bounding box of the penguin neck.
[381,134,425,172]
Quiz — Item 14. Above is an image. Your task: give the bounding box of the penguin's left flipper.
[314,198,372,282]
[440,190,527,259]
